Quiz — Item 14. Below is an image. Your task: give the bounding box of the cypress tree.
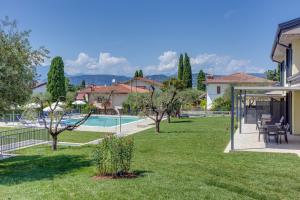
[138,69,144,77]
[47,56,66,101]
[182,53,192,88]
[81,80,86,88]
[134,70,139,78]
[178,54,184,80]
[197,70,206,91]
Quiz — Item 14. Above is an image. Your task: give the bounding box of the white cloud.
[190,53,265,75]
[65,52,133,75]
[144,51,177,74]
[64,50,265,77]
[99,52,127,66]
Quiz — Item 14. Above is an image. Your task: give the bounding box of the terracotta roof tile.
[204,73,274,84]
[124,77,163,87]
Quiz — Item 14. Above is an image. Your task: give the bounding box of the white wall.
[88,93,129,108]
[206,84,230,110]
[126,80,160,91]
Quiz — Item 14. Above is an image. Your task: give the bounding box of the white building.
[205,73,274,110]
[76,83,149,110]
[123,77,163,91]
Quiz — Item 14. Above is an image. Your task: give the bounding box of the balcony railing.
[287,72,300,85]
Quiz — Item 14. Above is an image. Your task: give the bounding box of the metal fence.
[0,113,22,123]
[0,127,49,154]
[181,110,231,117]
[245,100,286,124]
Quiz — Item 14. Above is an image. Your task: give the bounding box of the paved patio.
[224,120,300,157]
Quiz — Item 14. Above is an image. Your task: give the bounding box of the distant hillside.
[69,75,130,86]
[36,65,266,87]
[248,73,266,79]
[145,74,170,82]
[68,74,170,86]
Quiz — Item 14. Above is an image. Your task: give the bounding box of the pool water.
[66,116,140,127]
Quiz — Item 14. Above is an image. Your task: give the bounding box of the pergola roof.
[234,86,300,91]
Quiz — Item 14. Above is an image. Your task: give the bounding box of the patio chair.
[258,123,267,142]
[274,116,284,127]
[277,123,289,144]
[266,125,279,144]
[256,117,262,130]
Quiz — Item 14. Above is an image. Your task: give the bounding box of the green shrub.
[93,136,134,176]
[211,97,231,111]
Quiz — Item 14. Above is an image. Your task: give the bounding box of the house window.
[217,86,221,94]
[286,44,292,78]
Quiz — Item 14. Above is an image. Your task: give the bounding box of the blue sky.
[2,0,300,76]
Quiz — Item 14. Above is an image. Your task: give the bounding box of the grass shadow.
[0,154,91,185]
[169,120,193,124]
[131,170,153,177]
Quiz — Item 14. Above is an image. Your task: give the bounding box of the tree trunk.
[52,135,58,151]
[155,121,160,133]
[167,113,171,123]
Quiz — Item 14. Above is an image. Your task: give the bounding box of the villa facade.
[76,83,149,110]
[123,77,163,91]
[205,73,273,110]
[271,17,300,134]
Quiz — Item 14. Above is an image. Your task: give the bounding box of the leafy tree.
[166,88,204,122]
[211,96,231,111]
[178,54,184,80]
[162,78,185,122]
[32,94,91,150]
[183,53,193,88]
[162,78,185,91]
[80,80,86,88]
[134,70,139,78]
[47,57,66,101]
[0,17,48,112]
[96,90,114,114]
[65,77,76,92]
[138,70,144,78]
[265,64,280,81]
[129,86,179,133]
[197,70,206,91]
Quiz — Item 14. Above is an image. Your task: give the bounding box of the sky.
[2,0,300,77]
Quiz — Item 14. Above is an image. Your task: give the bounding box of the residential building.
[205,73,274,110]
[271,17,300,134]
[123,77,163,91]
[76,83,149,110]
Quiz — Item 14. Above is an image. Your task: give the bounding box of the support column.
[236,94,238,122]
[244,90,246,123]
[231,86,235,151]
[239,90,242,134]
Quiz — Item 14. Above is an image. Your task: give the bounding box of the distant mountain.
[36,66,266,87]
[69,74,131,86]
[68,74,170,86]
[145,74,170,83]
[248,73,266,79]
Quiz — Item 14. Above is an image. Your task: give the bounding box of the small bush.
[93,136,134,176]
[211,97,231,111]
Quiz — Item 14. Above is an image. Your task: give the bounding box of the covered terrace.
[226,86,300,156]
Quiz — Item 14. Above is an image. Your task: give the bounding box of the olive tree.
[136,86,178,133]
[32,93,91,150]
[0,17,48,112]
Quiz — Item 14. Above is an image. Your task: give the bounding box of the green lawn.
[1,117,300,199]
[58,130,111,143]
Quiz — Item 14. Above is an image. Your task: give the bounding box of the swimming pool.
[66,115,141,127]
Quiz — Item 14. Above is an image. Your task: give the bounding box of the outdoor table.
[263,124,281,144]
[261,114,272,125]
